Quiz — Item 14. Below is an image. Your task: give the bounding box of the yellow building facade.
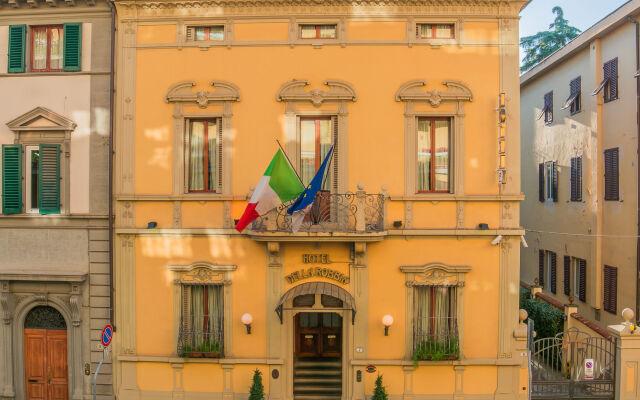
[112,0,529,398]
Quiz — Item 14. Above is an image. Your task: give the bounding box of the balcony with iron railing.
[248,184,386,240]
[412,317,459,362]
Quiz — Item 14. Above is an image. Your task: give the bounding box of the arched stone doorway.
[23,306,68,400]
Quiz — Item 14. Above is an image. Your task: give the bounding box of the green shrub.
[248,369,264,400]
[519,287,563,339]
[180,340,221,355]
[371,375,388,400]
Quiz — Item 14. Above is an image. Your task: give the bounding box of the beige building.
[0,0,113,399]
[521,0,640,330]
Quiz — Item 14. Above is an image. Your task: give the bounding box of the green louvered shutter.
[2,144,22,214]
[38,144,60,214]
[63,23,82,72]
[8,25,26,73]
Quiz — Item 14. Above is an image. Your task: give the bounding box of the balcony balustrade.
[250,185,385,234]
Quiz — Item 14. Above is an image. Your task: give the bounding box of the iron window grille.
[412,286,459,361]
[178,284,224,358]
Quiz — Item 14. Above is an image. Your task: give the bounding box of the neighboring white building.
[0,1,113,399]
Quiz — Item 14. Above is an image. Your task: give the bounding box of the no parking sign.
[584,359,594,380]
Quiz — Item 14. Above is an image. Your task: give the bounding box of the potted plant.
[180,340,222,358]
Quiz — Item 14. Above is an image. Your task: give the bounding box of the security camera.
[491,235,503,246]
[520,235,528,248]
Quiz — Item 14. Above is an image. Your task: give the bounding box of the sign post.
[94,324,113,400]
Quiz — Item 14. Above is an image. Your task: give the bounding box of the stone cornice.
[114,0,528,17]
[0,0,109,9]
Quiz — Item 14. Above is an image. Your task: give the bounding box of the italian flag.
[236,149,304,232]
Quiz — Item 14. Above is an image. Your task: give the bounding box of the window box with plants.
[412,337,459,362]
[179,340,222,358]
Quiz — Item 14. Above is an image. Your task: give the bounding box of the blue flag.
[287,146,333,232]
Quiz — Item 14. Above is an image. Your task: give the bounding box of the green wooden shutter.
[8,25,26,73]
[550,252,557,294]
[38,144,60,214]
[63,23,82,72]
[2,144,22,214]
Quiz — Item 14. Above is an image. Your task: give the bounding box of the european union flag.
[287,146,333,232]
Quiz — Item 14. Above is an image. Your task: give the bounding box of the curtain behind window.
[189,121,205,190]
[33,28,47,70]
[50,28,63,70]
[189,285,223,352]
[417,119,431,191]
[414,286,457,344]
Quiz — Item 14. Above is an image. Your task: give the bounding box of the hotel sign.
[285,267,349,285]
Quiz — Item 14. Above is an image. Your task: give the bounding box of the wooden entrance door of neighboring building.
[295,312,342,357]
[23,306,68,400]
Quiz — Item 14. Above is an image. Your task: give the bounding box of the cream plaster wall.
[0,75,92,214]
[520,21,638,329]
[0,26,7,73]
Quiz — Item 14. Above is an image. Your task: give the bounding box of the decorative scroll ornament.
[277,80,357,107]
[165,81,241,108]
[0,293,11,324]
[168,263,237,284]
[395,80,473,107]
[401,263,471,287]
[69,295,81,327]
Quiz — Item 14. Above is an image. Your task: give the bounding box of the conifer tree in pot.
[372,374,388,400]
[248,369,265,400]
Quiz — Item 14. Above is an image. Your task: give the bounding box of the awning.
[275,282,356,324]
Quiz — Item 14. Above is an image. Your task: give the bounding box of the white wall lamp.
[241,313,253,334]
[382,314,394,336]
[491,235,503,246]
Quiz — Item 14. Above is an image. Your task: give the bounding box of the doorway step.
[293,357,342,400]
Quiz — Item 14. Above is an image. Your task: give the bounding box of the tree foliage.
[372,375,389,400]
[520,7,581,72]
[248,369,264,400]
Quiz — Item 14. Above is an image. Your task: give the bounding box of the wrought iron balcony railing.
[250,189,385,234]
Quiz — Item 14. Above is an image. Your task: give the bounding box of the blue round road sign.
[101,324,113,347]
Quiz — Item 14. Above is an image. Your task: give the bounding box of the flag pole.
[276,139,304,185]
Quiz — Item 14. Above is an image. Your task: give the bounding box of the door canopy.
[276,282,356,324]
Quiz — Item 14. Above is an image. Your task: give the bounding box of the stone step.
[294,396,341,400]
[294,369,342,377]
[294,377,341,385]
[294,385,342,393]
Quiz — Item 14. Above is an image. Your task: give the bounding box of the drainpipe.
[628,16,640,322]
[107,0,116,329]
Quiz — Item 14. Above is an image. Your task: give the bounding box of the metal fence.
[251,192,385,233]
[530,328,616,399]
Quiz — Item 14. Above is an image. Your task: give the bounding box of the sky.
[519,0,630,63]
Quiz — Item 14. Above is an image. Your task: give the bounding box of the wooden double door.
[24,329,68,400]
[295,312,342,357]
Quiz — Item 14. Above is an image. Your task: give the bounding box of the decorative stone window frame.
[168,262,236,358]
[289,18,346,47]
[6,106,75,215]
[181,20,234,48]
[395,80,473,196]
[277,79,356,193]
[409,19,462,47]
[165,81,240,196]
[400,263,471,360]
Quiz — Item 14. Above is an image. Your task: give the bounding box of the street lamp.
[241,313,253,334]
[382,314,394,336]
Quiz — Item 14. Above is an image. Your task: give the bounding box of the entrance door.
[295,312,342,357]
[24,306,68,400]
